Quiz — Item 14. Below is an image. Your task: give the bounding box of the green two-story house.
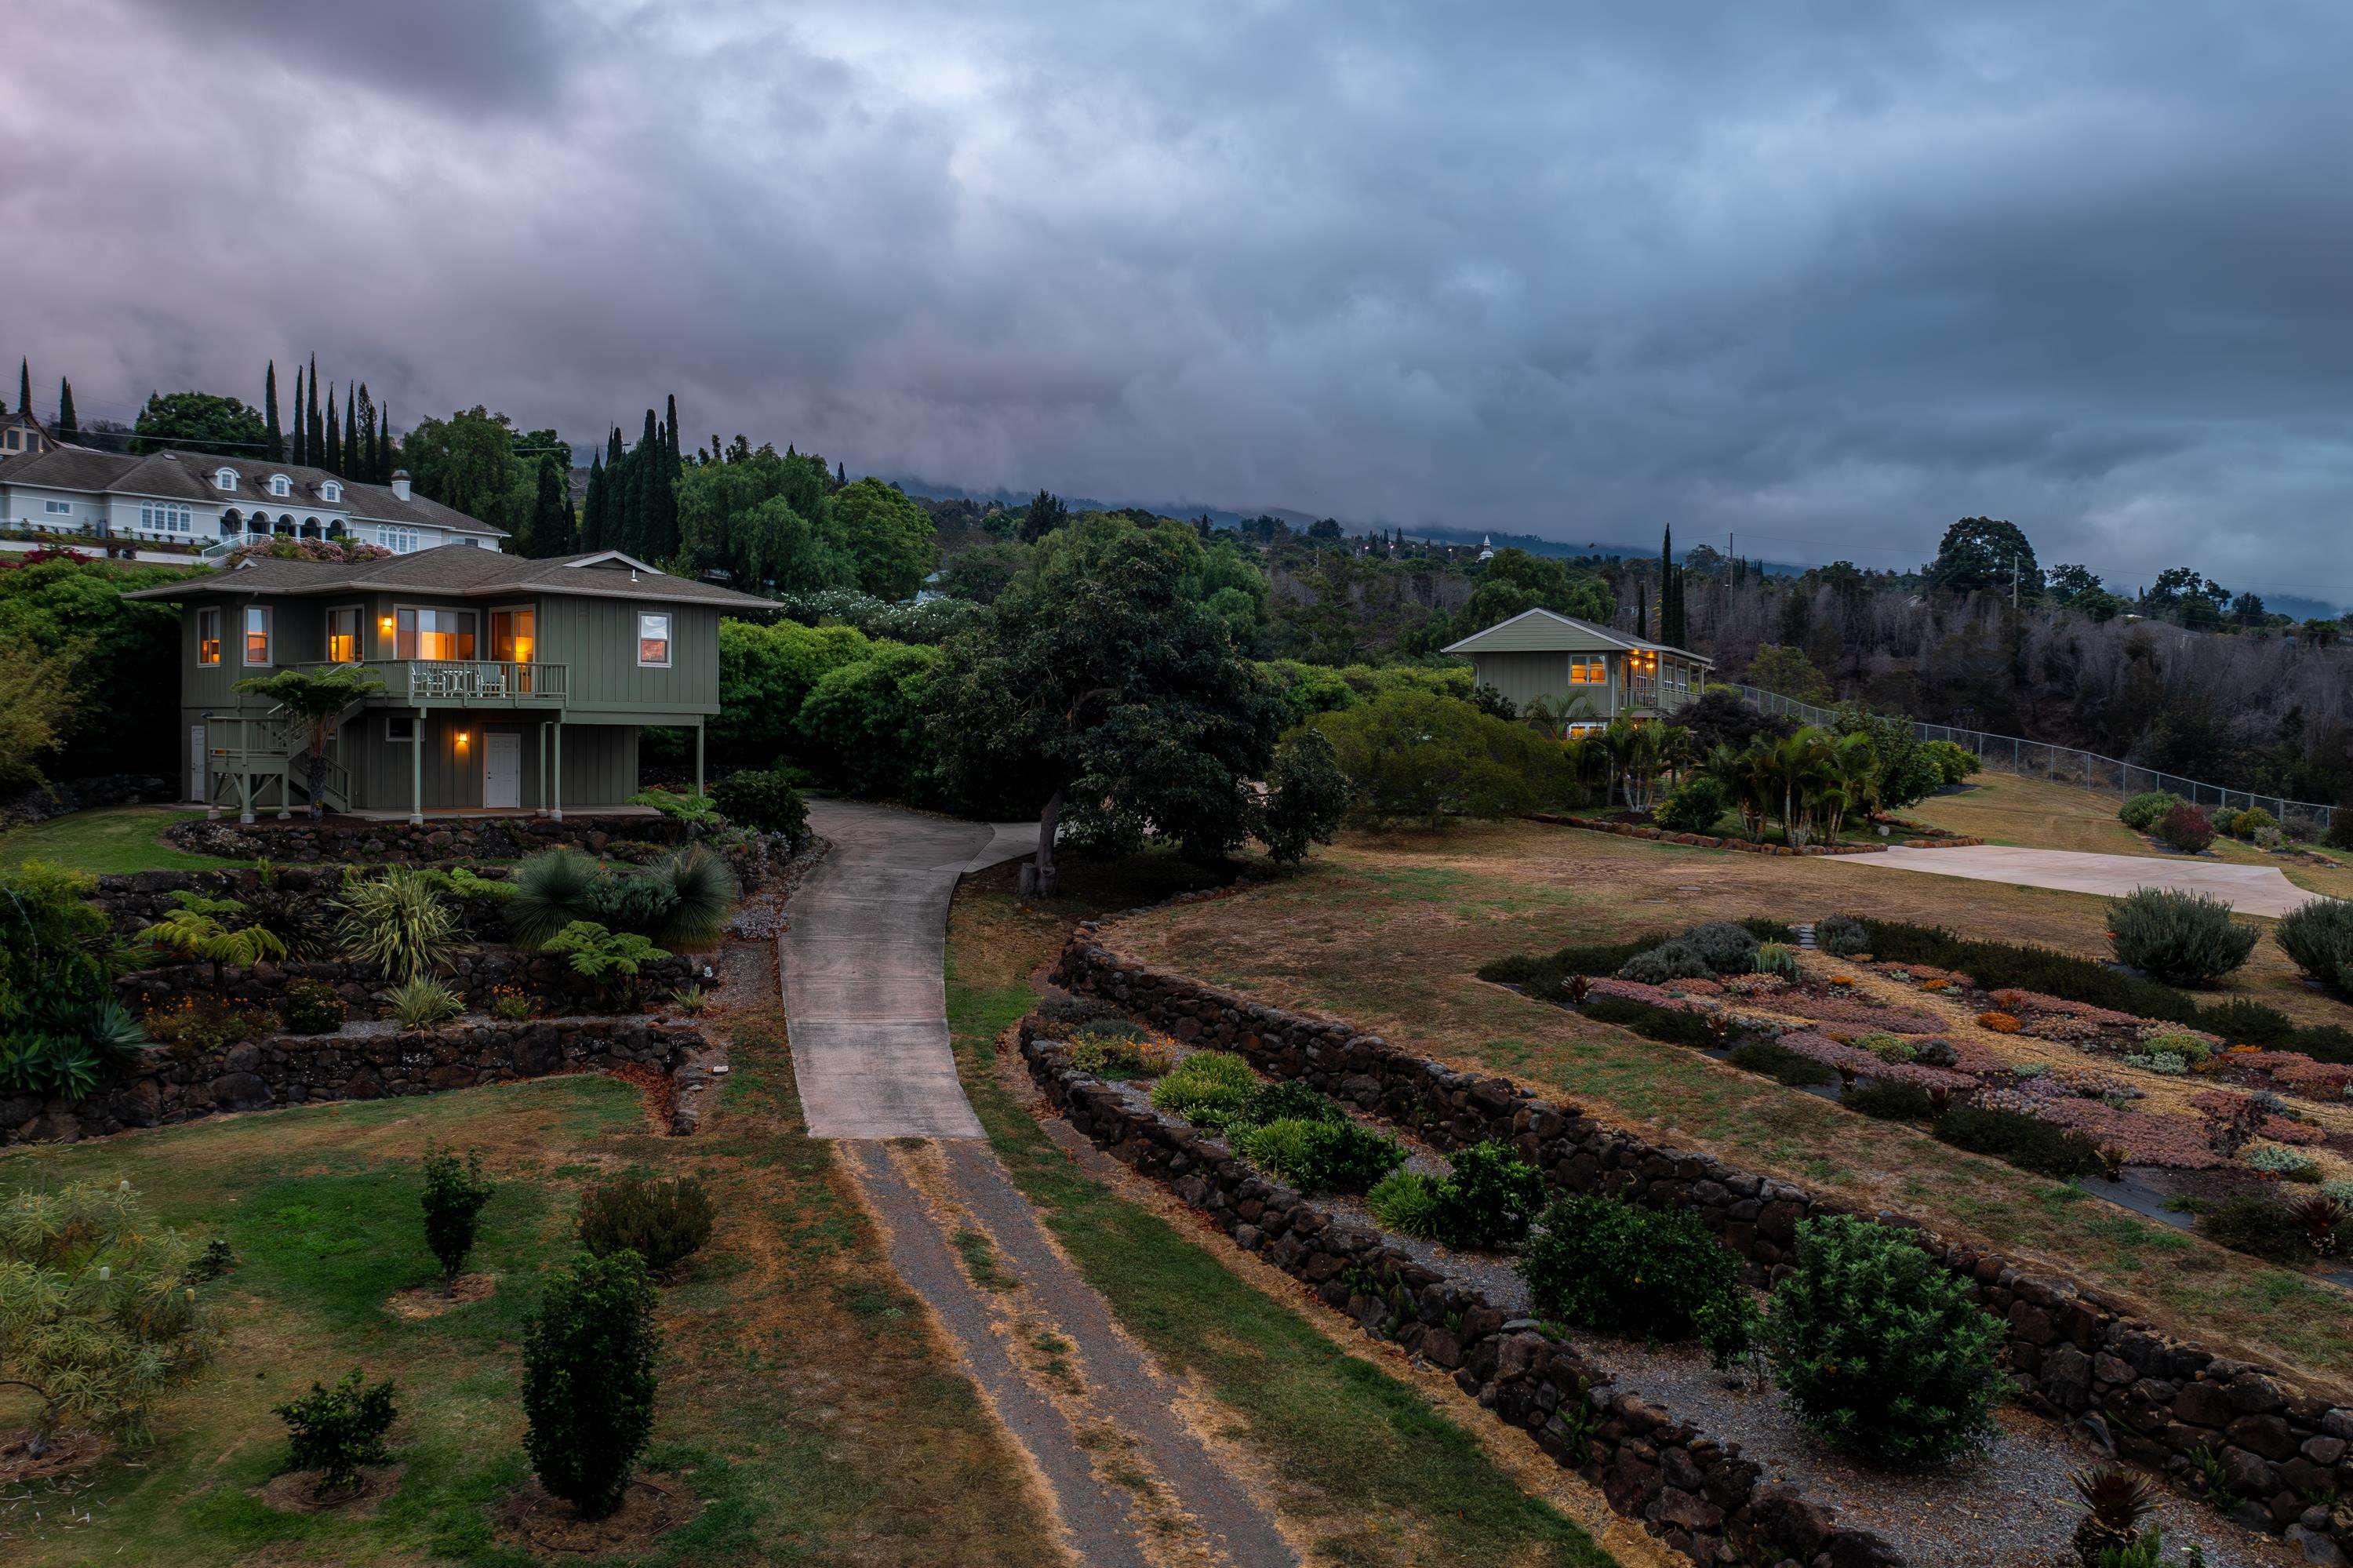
[127,547,773,822]
[1442,608,1715,737]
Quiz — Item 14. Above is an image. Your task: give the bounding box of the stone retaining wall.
[115,949,702,1022]
[2,1016,706,1148]
[89,864,509,939]
[1530,813,1986,855]
[1021,1028,1899,1568]
[1056,928,2353,1555]
[165,811,733,866]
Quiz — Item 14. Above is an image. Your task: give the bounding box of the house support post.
[537,722,549,816]
[551,722,563,821]
[409,711,424,825]
[693,722,704,795]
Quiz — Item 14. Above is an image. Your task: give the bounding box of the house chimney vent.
[390,468,412,501]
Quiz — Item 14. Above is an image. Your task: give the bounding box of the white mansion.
[0,441,506,555]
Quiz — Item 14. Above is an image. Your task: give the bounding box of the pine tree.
[54,379,77,442]
[307,356,322,469]
[324,384,341,477]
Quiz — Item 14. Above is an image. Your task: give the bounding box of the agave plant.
[2069,1466,2157,1568]
[335,869,457,982]
[2286,1192,2348,1256]
[381,976,466,1030]
[1754,942,1798,977]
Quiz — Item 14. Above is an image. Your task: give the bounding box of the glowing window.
[395,606,476,660]
[326,606,361,664]
[638,612,672,667]
[242,605,272,665]
[1566,654,1606,684]
[197,607,220,666]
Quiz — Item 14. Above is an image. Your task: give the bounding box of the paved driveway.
[783,800,1037,1139]
[1853,845,2316,918]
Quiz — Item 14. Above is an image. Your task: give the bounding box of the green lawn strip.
[946,906,1613,1568]
[0,804,249,873]
[2,1025,1057,1568]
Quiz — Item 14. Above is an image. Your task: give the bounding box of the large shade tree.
[929,516,1323,892]
[1925,517,2042,598]
[130,391,268,457]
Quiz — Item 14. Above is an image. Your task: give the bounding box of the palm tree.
[1820,731,1880,842]
[1603,719,1665,812]
[1769,729,1838,846]
[231,668,382,819]
[1707,741,1773,842]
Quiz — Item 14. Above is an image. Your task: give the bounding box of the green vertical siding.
[536,596,720,715]
[345,715,637,813]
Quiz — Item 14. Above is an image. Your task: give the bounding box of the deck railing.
[1722,682,2340,835]
[284,660,569,703]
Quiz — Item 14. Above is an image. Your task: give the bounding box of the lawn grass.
[0,804,248,874]
[944,863,1615,1568]
[0,1002,1059,1567]
[1103,820,2353,1397]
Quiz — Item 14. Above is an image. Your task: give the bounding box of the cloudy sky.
[8,0,2352,601]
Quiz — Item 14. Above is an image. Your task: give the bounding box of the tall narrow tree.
[289,363,307,464]
[324,384,342,476]
[1636,579,1649,641]
[343,386,357,479]
[378,406,392,482]
[529,457,576,557]
[16,359,29,420]
[54,379,77,442]
[580,451,607,551]
[306,356,322,468]
[262,360,282,459]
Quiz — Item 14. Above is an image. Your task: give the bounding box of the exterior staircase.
[203,700,363,819]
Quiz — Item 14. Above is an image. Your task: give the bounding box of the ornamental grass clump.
[383,976,464,1030]
[334,869,457,983]
[1518,1194,1741,1340]
[1366,1170,1445,1239]
[2276,897,2353,998]
[2107,888,2257,987]
[1231,1117,1406,1195]
[1764,1215,2002,1466]
[578,1174,715,1279]
[275,1367,398,1498]
[1148,1050,1260,1126]
[522,1250,659,1521]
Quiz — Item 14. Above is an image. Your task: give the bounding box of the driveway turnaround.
[785,800,1037,1139]
[1853,845,2317,918]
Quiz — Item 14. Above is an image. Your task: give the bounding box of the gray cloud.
[9,0,2353,604]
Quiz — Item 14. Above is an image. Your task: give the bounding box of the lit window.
[638,611,672,667]
[197,607,220,666]
[1566,654,1606,685]
[242,605,272,665]
[42,498,70,515]
[326,606,361,664]
[395,606,476,660]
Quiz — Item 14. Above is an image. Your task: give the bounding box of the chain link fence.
[1722,683,2338,838]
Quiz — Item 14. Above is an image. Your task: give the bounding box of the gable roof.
[0,445,507,537]
[1439,606,1713,663]
[121,544,778,611]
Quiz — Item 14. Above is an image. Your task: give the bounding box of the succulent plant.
[2069,1466,2158,1568]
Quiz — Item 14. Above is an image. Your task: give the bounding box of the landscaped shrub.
[2329,814,2353,852]
[1932,1106,2110,1179]
[1922,740,1980,785]
[2210,807,2244,839]
[1428,1141,1549,1250]
[1656,774,1730,834]
[578,1174,716,1278]
[508,849,604,947]
[1814,914,1871,958]
[2118,791,2183,832]
[1365,1170,1444,1239]
[1066,1028,1176,1080]
[0,1179,216,1457]
[2192,1195,2310,1264]
[383,976,464,1030]
[1519,1195,1741,1340]
[1738,917,1800,943]
[280,979,347,1035]
[141,996,276,1056]
[1679,921,1761,975]
[2107,888,2257,986]
[1230,1116,1407,1194]
[1617,940,1712,984]
[1843,1082,1935,1121]
[1584,994,1724,1049]
[2243,1143,2320,1181]
[1148,1050,1260,1124]
[1726,1041,1835,1086]
[1763,1214,2002,1466]
[2229,807,2278,840]
[522,1250,660,1521]
[334,869,457,983]
[640,846,739,947]
[709,768,810,839]
[419,1147,495,1292]
[543,921,671,1010]
[1236,1079,1347,1126]
[2152,804,2214,853]
[2276,897,2353,997]
[1034,991,1122,1029]
[275,1367,398,1497]
[1477,934,1667,994]
[628,788,716,822]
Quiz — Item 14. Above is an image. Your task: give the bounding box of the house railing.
[1623,677,1657,708]
[1721,682,2339,835]
[283,660,569,704]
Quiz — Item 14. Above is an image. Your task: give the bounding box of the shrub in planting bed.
[280,978,347,1035]
[1764,1214,2002,1467]
[2153,804,2215,853]
[1844,1082,1937,1121]
[1427,1141,1549,1250]
[1726,1041,1835,1086]
[1617,939,1714,984]
[1583,994,1724,1049]
[1932,1105,2110,1179]
[578,1173,716,1278]
[1230,1116,1406,1195]
[1147,1050,1260,1124]
[1678,921,1762,975]
[1364,1170,1445,1239]
[2119,791,2184,832]
[2276,897,2353,997]
[1519,1194,1742,1340]
[275,1366,398,1497]
[1814,913,1871,957]
[2107,888,2257,987]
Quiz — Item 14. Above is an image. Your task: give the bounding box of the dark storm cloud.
[10,0,2353,601]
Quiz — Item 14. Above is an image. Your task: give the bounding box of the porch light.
[456,730,471,748]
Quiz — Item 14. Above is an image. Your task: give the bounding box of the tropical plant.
[507,848,604,948]
[419,1147,494,1293]
[2070,1467,2158,1568]
[1818,729,1881,842]
[231,668,383,819]
[522,1250,660,1520]
[382,977,464,1030]
[1655,772,1729,833]
[627,788,715,821]
[136,901,289,991]
[275,1366,398,1497]
[2107,888,2257,986]
[641,845,739,947]
[1602,718,1666,812]
[334,868,457,982]
[0,1179,217,1456]
[578,1175,716,1279]
[542,921,671,1009]
[1764,1215,2002,1465]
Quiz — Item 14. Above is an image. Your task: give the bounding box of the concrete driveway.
[1853,844,2317,918]
[784,800,1038,1139]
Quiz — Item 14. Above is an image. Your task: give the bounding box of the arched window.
[269,474,291,497]
[302,516,321,537]
[220,508,242,537]
[214,467,238,492]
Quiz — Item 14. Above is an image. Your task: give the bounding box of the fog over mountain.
[9,0,2353,602]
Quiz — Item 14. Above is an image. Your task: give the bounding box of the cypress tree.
[580,453,606,552]
[307,356,322,468]
[325,384,341,477]
[263,361,282,459]
[344,386,357,479]
[835,460,846,487]
[290,364,306,464]
[356,384,374,479]
[55,379,77,442]
[530,457,576,557]
[16,359,28,419]
[378,406,392,482]
[1636,580,1649,642]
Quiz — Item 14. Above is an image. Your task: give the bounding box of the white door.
[484,733,522,809]
[190,724,207,802]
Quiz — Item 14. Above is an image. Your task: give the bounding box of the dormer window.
[268,474,290,497]
[214,467,238,492]
[321,481,342,502]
